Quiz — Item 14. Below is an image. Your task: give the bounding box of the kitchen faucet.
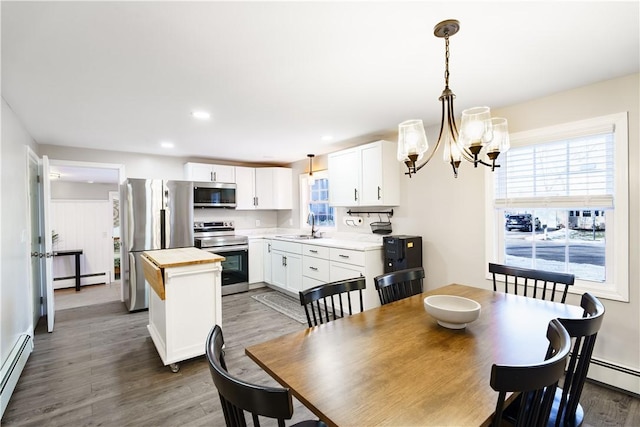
[307,212,318,238]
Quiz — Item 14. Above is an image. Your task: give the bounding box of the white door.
[328,148,361,206]
[27,150,43,330]
[360,143,383,205]
[41,156,55,332]
[235,166,256,210]
[254,168,274,209]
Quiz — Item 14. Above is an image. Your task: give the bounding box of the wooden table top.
[245,284,584,427]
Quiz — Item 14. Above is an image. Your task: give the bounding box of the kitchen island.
[141,247,224,372]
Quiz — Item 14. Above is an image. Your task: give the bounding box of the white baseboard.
[588,357,640,395]
[1,334,33,418]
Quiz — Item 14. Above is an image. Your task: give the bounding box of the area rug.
[251,292,307,324]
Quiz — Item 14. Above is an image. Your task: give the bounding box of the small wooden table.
[245,284,584,427]
[53,249,83,291]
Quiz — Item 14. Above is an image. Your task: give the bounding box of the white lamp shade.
[398,120,429,161]
[459,106,493,148]
[486,117,510,154]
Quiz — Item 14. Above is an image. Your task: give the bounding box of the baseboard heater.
[1,334,33,419]
[591,357,640,377]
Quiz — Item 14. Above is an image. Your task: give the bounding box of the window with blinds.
[486,112,629,301]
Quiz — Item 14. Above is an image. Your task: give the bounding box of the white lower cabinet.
[300,243,383,310]
[248,239,264,284]
[263,239,273,284]
[270,240,302,294]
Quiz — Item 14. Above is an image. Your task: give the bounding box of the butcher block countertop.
[143,247,225,268]
[141,248,225,300]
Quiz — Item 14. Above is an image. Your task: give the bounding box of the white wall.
[0,99,38,369]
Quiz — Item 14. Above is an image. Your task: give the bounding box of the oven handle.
[202,245,249,253]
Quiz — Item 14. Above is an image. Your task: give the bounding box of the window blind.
[494,132,614,209]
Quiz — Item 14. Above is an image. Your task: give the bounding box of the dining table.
[245,283,585,427]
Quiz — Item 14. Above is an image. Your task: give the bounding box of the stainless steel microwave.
[193,182,237,208]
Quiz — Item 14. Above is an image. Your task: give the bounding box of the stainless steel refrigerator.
[121,179,194,311]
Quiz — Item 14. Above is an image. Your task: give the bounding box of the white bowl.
[424,295,481,329]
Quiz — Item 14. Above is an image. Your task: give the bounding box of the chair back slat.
[374,267,425,305]
[299,277,366,327]
[489,263,574,303]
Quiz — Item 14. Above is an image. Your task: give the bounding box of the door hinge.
[37,175,41,183]
[38,236,42,244]
[40,296,44,303]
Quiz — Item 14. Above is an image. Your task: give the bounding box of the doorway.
[33,158,125,324]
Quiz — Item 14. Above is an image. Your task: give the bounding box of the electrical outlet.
[255,219,261,227]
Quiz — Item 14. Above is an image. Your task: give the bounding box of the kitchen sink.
[276,234,322,240]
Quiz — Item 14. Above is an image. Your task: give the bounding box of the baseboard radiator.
[588,356,640,396]
[0,334,33,419]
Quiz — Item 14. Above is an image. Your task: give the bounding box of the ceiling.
[3,1,639,171]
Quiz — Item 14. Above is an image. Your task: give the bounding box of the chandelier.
[397,19,510,178]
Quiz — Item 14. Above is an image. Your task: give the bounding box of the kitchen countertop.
[242,230,384,251]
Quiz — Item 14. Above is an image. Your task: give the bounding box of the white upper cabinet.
[235,166,292,210]
[328,140,400,207]
[235,166,256,209]
[184,162,236,183]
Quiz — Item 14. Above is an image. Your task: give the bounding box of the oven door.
[203,245,249,295]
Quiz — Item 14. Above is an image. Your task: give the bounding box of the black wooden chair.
[548,292,605,427]
[205,325,326,427]
[491,319,572,427]
[374,267,425,305]
[298,276,366,327]
[489,263,575,303]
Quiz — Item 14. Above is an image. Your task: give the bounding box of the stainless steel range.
[194,221,249,295]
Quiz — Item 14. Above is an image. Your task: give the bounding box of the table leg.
[75,253,81,291]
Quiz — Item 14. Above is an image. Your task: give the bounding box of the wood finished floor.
[3,288,640,426]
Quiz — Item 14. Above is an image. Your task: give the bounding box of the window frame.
[299,170,336,231]
[484,112,629,302]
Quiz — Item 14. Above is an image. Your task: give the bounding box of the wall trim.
[0,334,33,418]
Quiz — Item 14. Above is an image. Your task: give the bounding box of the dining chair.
[206,325,327,427]
[298,276,366,327]
[489,262,575,303]
[548,292,605,427]
[374,267,425,305]
[491,318,572,427]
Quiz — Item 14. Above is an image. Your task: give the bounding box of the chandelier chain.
[444,33,450,88]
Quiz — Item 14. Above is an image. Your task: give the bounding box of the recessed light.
[160,141,175,149]
[191,110,211,120]
[87,181,94,184]
[321,135,333,141]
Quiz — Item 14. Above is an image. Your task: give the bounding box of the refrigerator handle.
[160,209,166,249]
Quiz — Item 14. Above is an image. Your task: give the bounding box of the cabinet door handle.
[309,266,318,271]
[378,186,381,200]
[254,196,258,207]
[309,249,318,254]
[283,256,287,267]
[268,243,271,253]
[339,254,350,259]
[354,189,358,201]
[214,171,217,181]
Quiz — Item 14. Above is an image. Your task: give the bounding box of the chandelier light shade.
[397,120,429,162]
[397,19,509,178]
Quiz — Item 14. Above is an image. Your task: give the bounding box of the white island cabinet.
[141,247,224,372]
